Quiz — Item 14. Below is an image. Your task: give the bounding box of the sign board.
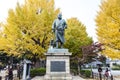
[51,61,66,72]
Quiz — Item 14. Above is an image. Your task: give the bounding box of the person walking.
[17,64,23,79]
[105,68,113,80]
[98,65,102,80]
[5,67,9,80]
[8,67,13,80]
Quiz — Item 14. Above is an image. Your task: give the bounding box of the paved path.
[1,70,119,80]
[32,76,85,80]
[72,76,85,80]
[32,76,120,80]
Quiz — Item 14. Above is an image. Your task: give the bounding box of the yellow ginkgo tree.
[0,0,59,59]
[95,0,120,59]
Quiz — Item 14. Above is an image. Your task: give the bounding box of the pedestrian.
[5,68,8,80]
[105,68,109,80]
[0,76,1,80]
[17,64,23,79]
[105,68,113,80]
[0,65,2,72]
[8,67,13,80]
[98,65,102,80]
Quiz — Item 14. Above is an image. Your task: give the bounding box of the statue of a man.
[52,13,67,48]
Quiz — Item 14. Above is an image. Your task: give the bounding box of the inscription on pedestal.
[51,61,66,72]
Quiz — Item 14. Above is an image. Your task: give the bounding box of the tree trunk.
[77,60,80,75]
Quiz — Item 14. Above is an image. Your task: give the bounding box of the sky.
[0,0,101,42]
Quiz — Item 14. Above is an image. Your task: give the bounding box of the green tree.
[95,0,120,59]
[0,0,59,59]
[65,18,93,57]
[65,18,93,74]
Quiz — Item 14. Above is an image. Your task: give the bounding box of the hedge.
[30,68,46,77]
[80,70,91,78]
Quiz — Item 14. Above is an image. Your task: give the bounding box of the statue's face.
[58,13,62,20]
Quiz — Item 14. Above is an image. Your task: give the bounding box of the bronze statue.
[52,13,67,48]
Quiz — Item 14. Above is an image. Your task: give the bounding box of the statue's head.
[57,13,62,20]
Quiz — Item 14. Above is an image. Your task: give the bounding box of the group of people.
[4,64,23,80]
[5,66,13,80]
[98,66,113,80]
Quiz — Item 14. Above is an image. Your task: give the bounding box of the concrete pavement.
[1,69,120,80]
[32,76,85,80]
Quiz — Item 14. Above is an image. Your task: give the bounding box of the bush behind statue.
[70,69,78,75]
[112,64,120,70]
[80,70,91,78]
[30,68,46,77]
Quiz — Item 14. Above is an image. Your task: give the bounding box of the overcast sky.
[0,0,101,42]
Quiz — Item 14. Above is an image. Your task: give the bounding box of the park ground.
[0,69,120,80]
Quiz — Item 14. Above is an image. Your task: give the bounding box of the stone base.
[45,48,72,80]
[44,74,72,80]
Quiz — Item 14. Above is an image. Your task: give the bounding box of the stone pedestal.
[44,48,72,80]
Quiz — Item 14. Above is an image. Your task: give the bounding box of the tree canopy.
[95,0,120,59]
[65,18,93,57]
[0,0,94,60]
[0,0,59,58]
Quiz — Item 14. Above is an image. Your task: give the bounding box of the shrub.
[84,70,91,78]
[80,70,85,75]
[30,68,46,77]
[112,67,120,70]
[112,65,120,70]
[80,70,91,78]
[71,69,78,75]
